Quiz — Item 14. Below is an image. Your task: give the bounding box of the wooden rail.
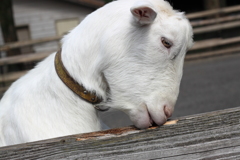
[0,71,27,83]
[0,36,60,52]
[187,5,240,19]
[191,36,240,51]
[66,0,105,8]
[193,20,240,34]
[186,46,240,60]
[191,14,240,27]
[0,106,240,159]
[0,51,52,66]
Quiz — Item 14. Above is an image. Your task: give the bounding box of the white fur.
[0,0,193,146]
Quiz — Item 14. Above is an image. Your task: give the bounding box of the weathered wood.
[0,0,21,81]
[186,46,240,60]
[0,0,20,56]
[0,106,240,159]
[191,14,240,27]
[0,86,8,94]
[190,36,240,51]
[66,0,105,8]
[0,36,60,51]
[0,71,27,83]
[187,5,240,19]
[193,20,240,34]
[0,51,53,66]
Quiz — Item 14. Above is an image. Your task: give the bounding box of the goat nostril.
[164,105,172,118]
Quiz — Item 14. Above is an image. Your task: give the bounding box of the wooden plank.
[193,20,240,34]
[0,36,60,51]
[0,51,53,66]
[0,106,240,159]
[187,5,240,19]
[191,14,240,27]
[0,86,8,94]
[186,46,240,60]
[0,71,27,83]
[66,0,105,8]
[0,0,21,56]
[190,36,240,51]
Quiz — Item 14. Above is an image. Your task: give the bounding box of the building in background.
[0,0,104,54]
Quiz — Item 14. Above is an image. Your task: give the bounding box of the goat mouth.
[129,104,168,129]
[147,107,168,127]
[148,112,154,126]
[147,112,166,127]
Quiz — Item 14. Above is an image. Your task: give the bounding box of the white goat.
[0,0,193,146]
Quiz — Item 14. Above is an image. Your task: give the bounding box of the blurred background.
[0,0,240,129]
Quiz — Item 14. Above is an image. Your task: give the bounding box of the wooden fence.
[1,106,240,159]
[186,4,240,60]
[0,5,240,94]
[1,5,240,159]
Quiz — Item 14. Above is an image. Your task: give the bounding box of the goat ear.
[130,1,157,25]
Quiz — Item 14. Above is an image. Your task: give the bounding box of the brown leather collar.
[54,50,102,105]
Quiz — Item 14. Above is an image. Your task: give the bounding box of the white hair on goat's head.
[61,0,193,129]
[74,0,193,128]
[0,0,194,146]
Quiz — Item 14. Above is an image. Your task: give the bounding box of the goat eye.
[161,37,172,49]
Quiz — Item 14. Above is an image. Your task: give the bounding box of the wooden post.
[0,0,22,87]
[0,0,20,56]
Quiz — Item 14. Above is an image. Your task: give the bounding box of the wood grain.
[66,0,105,8]
[186,46,240,60]
[0,71,28,83]
[191,14,240,27]
[190,36,240,51]
[0,36,60,52]
[0,51,52,66]
[0,106,240,159]
[187,5,240,19]
[193,21,240,34]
